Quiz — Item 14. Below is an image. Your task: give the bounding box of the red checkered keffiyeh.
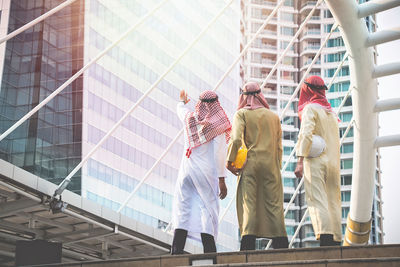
[298,76,337,121]
[184,91,231,157]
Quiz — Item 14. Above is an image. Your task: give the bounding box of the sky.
[376,7,400,244]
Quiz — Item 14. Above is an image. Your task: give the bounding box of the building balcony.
[250,43,277,50]
[300,1,319,12]
[262,88,278,97]
[251,14,278,21]
[301,60,321,70]
[251,0,277,7]
[302,30,321,38]
[300,46,320,56]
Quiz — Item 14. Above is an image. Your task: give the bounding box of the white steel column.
[325,0,377,244]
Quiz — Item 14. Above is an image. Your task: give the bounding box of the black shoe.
[240,235,256,251]
[201,233,216,253]
[320,234,334,247]
[171,229,188,255]
[272,236,289,249]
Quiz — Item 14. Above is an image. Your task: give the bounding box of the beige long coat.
[295,104,342,242]
[227,108,287,238]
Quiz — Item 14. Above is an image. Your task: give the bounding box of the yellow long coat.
[295,104,342,242]
[227,108,287,238]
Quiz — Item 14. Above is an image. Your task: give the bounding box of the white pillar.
[325,0,377,237]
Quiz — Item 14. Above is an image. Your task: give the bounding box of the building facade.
[240,0,383,247]
[0,0,84,194]
[0,0,242,251]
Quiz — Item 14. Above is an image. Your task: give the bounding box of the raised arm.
[177,90,191,122]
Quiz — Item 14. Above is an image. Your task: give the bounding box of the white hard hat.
[309,135,326,158]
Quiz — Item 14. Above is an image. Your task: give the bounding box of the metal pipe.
[0,0,170,143]
[336,87,353,115]
[367,27,400,46]
[53,0,237,198]
[289,209,309,248]
[374,98,400,112]
[373,62,400,78]
[374,134,400,148]
[326,52,349,91]
[340,119,355,146]
[358,0,400,18]
[326,0,378,228]
[264,52,351,250]
[260,0,323,89]
[213,0,286,91]
[117,129,183,212]
[0,0,78,45]
[279,23,339,120]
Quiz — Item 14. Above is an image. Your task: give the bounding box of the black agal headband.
[240,88,261,95]
[199,95,218,103]
[304,81,328,90]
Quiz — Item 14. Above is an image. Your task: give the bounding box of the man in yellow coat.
[226,82,288,250]
[294,76,342,246]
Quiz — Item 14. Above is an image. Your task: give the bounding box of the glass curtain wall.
[0,0,84,194]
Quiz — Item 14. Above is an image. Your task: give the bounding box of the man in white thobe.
[171,90,230,254]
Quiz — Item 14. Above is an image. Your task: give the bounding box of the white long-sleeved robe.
[171,102,227,239]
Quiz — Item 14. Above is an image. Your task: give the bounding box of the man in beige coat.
[226,82,288,251]
[294,76,342,246]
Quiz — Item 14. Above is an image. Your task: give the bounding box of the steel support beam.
[374,98,400,112]
[325,0,378,244]
[358,0,400,18]
[0,199,38,217]
[373,62,400,78]
[375,134,400,148]
[99,237,136,253]
[63,230,113,245]
[367,27,400,46]
[45,227,102,240]
[62,248,100,261]
[0,220,44,237]
[17,212,75,231]
[0,188,18,200]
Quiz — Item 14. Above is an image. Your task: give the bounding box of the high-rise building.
[240,0,383,247]
[0,0,84,194]
[0,0,242,251]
